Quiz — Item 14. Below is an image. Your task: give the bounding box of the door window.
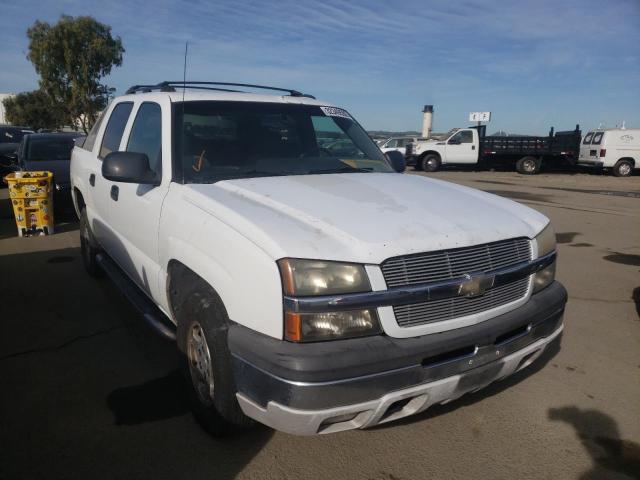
[385,139,398,148]
[99,102,133,159]
[450,130,473,144]
[126,102,162,173]
[82,111,106,152]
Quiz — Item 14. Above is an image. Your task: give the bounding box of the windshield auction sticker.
[320,106,352,119]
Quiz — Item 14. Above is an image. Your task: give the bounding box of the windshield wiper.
[307,166,374,174]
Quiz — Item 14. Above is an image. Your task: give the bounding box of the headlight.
[278,258,371,296]
[533,223,556,293]
[278,258,380,342]
[285,310,381,342]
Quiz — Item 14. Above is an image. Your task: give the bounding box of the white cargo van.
[579,128,639,177]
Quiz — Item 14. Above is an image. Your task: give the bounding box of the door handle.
[110,185,119,201]
[472,145,476,150]
[89,173,95,186]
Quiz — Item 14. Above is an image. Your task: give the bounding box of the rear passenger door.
[79,101,133,246]
[579,131,594,160]
[100,99,171,301]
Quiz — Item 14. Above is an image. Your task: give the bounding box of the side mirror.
[448,139,461,145]
[385,150,406,173]
[102,151,159,185]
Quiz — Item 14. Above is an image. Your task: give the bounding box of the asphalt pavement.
[0,170,638,480]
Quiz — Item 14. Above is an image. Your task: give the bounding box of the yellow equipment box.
[3,171,55,237]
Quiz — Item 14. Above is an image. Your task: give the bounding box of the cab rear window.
[582,132,594,144]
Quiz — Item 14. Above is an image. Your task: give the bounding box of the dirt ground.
[1,170,639,480]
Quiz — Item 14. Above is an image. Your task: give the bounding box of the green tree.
[2,90,64,131]
[27,15,124,133]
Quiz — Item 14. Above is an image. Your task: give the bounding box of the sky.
[0,0,639,134]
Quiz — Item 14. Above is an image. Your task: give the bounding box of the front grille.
[381,238,532,327]
[393,277,529,327]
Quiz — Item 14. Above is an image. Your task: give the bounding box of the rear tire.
[612,159,633,177]
[421,154,441,172]
[516,156,541,175]
[79,208,103,277]
[175,277,254,437]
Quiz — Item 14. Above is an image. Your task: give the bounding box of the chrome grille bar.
[381,238,532,287]
[394,277,529,327]
[381,238,533,328]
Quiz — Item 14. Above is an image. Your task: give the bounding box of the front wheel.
[176,280,254,436]
[421,154,441,172]
[612,159,633,177]
[516,156,541,175]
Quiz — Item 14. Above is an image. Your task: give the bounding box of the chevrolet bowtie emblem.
[458,273,494,298]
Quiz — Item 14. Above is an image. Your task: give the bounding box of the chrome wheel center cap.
[187,322,215,405]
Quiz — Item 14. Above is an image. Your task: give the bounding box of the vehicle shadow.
[548,406,640,479]
[0,193,16,239]
[0,245,272,480]
[370,333,562,430]
[632,287,640,320]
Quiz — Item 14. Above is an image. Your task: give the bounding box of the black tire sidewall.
[176,283,252,435]
[613,160,632,177]
[517,157,540,175]
[423,154,440,172]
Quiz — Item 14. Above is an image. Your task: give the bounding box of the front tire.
[421,154,441,172]
[176,279,253,436]
[612,159,633,177]
[79,208,103,277]
[516,156,541,175]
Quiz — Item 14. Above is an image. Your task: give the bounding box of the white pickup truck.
[409,126,582,174]
[70,81,566,436]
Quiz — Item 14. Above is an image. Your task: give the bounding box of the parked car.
[71,81,566,436]
[17,132,84,197]
[578,128,639,177]
[0,125,34,178]
[379,136,418,155]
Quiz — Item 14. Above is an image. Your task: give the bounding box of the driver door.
[101,98,171,301]
[445,129,477,163]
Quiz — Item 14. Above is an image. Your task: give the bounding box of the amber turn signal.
[284,311,302,342]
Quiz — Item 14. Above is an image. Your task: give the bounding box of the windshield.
[25,137,76,161]
[174,101,393,184]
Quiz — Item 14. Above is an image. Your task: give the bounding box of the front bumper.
[229,281,567,435]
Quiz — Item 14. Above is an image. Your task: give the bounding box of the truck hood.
[185,173,548,263]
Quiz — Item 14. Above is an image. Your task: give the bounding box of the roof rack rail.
[125,81,315,99]
[125,84,175,94]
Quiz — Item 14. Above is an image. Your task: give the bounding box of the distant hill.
[368,130,420,139]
